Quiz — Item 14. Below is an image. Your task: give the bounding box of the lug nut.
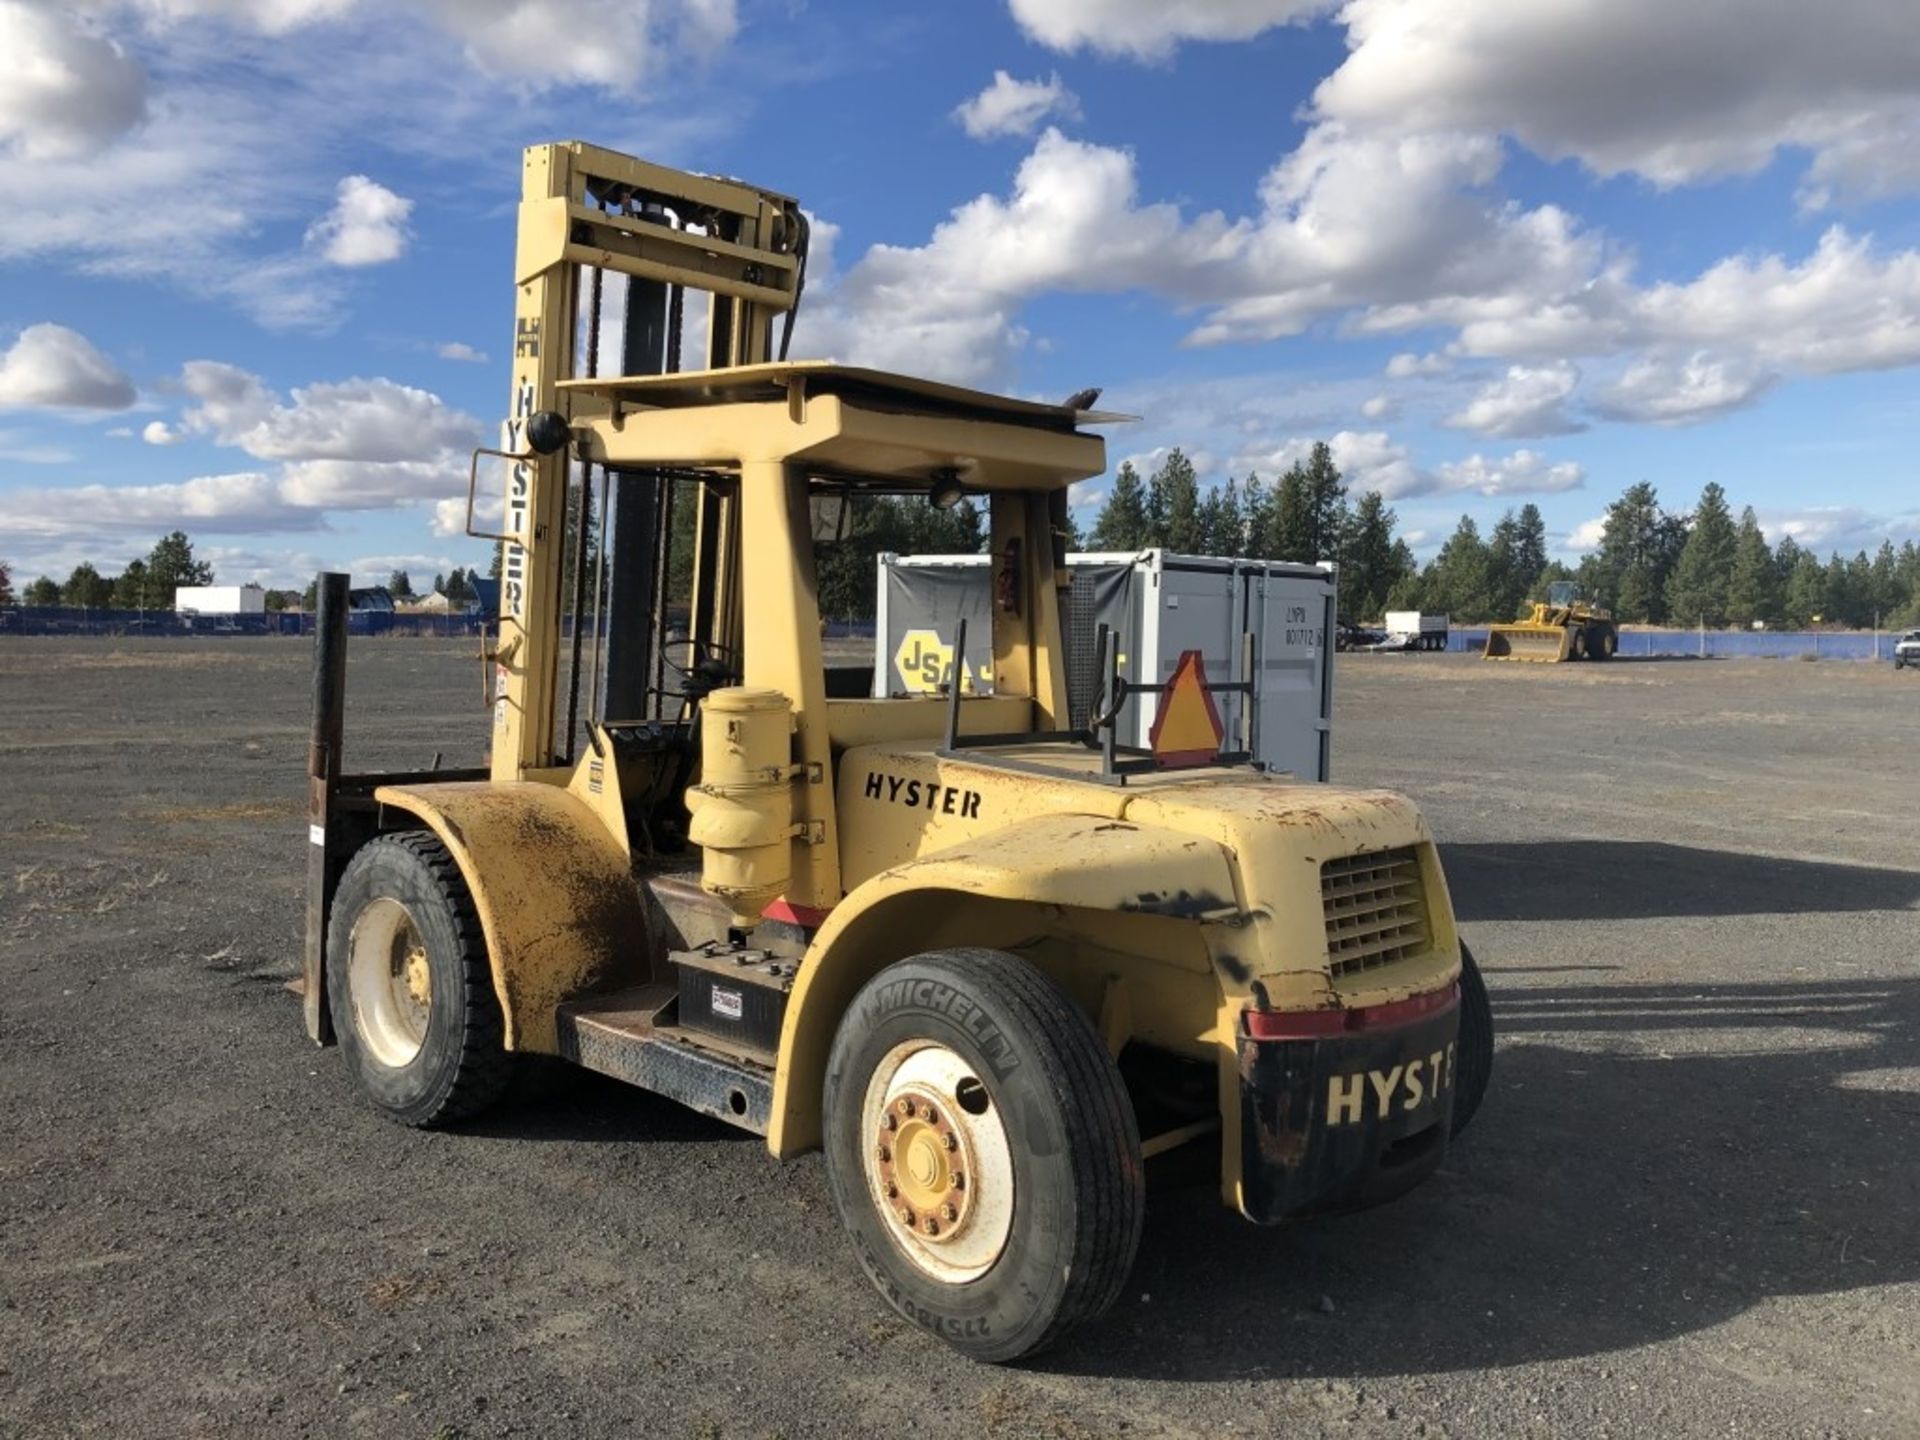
[884,1182,898,1199]
[898,1207,915,1226]
[923,1107,940,1127]
[880,1113,897,1132]
[950,1172,965,1191]
[876,1143,891,1162]
[897,1097,915,1118]
[941,1203,958,1222]
[943,1133,959,1152]
[923,1218,940,1236]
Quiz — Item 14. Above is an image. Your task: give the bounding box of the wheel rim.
[859,1041,1015,1284]
[346,896,432,1068]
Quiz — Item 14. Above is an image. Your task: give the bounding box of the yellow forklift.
[301,141,1493,1361]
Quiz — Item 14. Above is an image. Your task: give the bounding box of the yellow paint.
[372,781,647,1053]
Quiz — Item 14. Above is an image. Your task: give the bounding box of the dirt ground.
[2,638,1916,1439]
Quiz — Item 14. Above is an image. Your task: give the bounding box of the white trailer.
[1383,610,1449,651]
[875,549,1336,781]
[174,584,266,615]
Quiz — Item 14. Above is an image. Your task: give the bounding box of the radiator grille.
[1321,848,1429,977]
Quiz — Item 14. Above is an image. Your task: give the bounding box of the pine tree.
[1725,508,1777,627]
[0,559,11,607]
[1592,482,1685,623]
[1241,473,1270,556]
[1269,464,1314,563]
[1147,449,1203,552]
[1338,491,1402,622]
[146,531,213,608]
[1300,441,1349,561]
[1664,481,1737,626]
[1209,475,1245,557]
[1421,516,1494,621]
[1870,540,1899,622]
[388,569,415,600]
[62,562,113,608]
[1089,462,1150,550]
[1782,552,1826,627]
[1486,510,1525,621]
[113,559,153,610]
[23,575,60,605]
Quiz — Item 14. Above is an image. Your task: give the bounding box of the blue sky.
[3,0,1918,589]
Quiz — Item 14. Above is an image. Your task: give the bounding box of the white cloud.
[1231,430,1425,500]
[416,0,738,89]
[180,363,479,463]
[0,2,148,159]
[3,360,488,547]
[142,419,182,444]
[955,71,1079,141]
[1359,393,1393,420]
[1559,515,1607,554]
[1385,351,1449,379]
[1006,0,1329,59]
[433,492,500,537]
[0,324,136,410]
[1752,507,1918,556]
[437,341,487,363]
[127,0,361,31]
[808,124,1590,385]
[0,428,74,463]
[306,175,412,266]
[1591,352,1777,427]
[1444,361,1583,438]
[0,471,305,539]
[1314,0,1920,200]
[1432,449,1584,497]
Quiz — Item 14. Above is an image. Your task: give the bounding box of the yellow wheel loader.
[299,141,1494,1363]
[1483,580,1619,662]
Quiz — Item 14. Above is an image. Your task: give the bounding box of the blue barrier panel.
[1446,627,1893,660]
[2,607,487,638]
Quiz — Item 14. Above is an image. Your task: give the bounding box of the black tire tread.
[334,831,512,1128]
[831,948,1144,1360]
[1451,941,1493,1138]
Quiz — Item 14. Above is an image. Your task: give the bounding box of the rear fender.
[767,813,1240,1157]
[370,781,648,1052]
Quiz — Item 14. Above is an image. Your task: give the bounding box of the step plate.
[557,988,774,1135]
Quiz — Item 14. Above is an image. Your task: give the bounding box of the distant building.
[347,587,395,613]
[401,591,456,613]
[175,584,266,615]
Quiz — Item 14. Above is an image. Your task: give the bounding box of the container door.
[1139,559,1243,748]
[1247,568,1335,781]
[875,559,995,698]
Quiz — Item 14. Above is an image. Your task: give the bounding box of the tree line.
[1085,448,1920,629]
[10,532,224,611]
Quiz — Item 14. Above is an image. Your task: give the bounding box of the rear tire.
[824,949,1144,1362]
[1568,628,1588,661]
[1451,942,1493,1138]
[326,832,512,1128]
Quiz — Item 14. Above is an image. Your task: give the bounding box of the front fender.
[372,781,647,1052]
[767,812,1239,1157]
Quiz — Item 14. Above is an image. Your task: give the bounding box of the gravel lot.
[2,638,1916,1439]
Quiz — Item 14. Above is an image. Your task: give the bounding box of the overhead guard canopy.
[562,361,1134,494]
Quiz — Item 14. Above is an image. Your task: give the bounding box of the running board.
[556,985,774,1135]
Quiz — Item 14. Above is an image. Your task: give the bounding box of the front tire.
[1451,942,1493,1137]
[326,832,511,1128]
[823,949,1144,1362]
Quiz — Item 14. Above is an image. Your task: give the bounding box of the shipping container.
[875,550,1336,781]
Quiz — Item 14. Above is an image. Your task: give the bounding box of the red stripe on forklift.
[1244,981,1459,1041]
[762,899,833,929]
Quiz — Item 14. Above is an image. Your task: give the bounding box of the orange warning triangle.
[1148,649,1225,768]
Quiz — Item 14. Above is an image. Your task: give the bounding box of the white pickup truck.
[1383,611,1450,652]
[1894,630,1920,670]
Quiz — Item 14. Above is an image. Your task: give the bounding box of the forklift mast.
[481,142,808,782]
